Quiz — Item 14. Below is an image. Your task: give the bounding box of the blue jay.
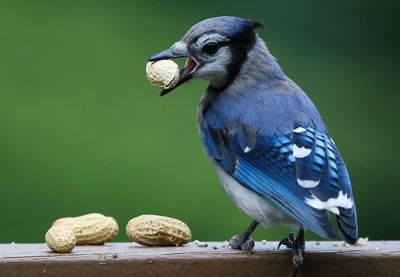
[148,16,358,275]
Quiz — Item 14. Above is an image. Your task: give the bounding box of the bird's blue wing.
[292,126,357,243]
[200,119,358,243]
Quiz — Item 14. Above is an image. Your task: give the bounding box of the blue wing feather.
[294,127,325,185]
[200,117,357,243]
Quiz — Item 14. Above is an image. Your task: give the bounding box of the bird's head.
[148,16,265,96]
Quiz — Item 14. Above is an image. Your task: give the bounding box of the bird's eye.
[202,42,219,55]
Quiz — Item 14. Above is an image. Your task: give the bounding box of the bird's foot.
[228,234,255,251]
[278,232,296,249]
[278,230,305,277]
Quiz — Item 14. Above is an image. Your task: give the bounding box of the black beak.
[147,48,187,62]
[148,47,198,97]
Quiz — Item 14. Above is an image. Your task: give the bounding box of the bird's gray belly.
[211,159,300,229]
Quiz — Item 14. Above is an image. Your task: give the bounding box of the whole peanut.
[146,60,179,89]
[52,213,118,245]
[126,215,191,246]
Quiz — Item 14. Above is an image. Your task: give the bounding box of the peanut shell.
[52,213,118,245]
[45,225,76,253]
[126,215,191,246]
[146,60,179,89]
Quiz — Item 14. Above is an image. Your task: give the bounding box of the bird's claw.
[228,234,255,251]
[292,238,304,265]
[291,242,304,276]
[277,232,295,249]
[291,264,301,277]
[279,231,305,277]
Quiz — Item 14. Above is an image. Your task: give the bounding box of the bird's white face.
[185,33,232,88]
[167,33,233,89]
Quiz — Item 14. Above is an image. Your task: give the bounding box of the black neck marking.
[213,29,258,92]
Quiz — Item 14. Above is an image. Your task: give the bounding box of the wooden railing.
[0,241,399,276]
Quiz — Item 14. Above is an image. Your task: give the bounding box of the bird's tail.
[336,204,358,244]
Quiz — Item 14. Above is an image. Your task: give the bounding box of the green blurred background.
[0,0,399,243]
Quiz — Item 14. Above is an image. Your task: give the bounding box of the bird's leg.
[278,228,305,277]
[228,220,259,251]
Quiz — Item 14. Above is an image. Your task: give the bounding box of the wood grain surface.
[0,241,399,277]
